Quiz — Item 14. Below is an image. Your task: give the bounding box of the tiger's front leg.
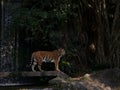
[55,59,60,72]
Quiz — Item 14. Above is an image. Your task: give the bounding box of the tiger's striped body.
[31,48,65,72]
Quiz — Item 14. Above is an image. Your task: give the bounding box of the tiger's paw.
[56,69,60,72]
[32,69,36,72]
[40,70,44,72]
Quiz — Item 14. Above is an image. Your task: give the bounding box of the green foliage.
[8,0,73,48]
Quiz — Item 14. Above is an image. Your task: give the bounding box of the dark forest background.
[0,0,120,76]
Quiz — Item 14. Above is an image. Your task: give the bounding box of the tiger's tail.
[30,54,34,66]
[26,55,33,68]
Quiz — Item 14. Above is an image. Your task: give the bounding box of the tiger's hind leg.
[38,65,44,72]
[32,59,37,72]
[38,60,44,72]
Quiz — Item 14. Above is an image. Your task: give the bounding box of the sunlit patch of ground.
[71,68,120,90]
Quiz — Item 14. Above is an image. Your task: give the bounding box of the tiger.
[31,48,65,72]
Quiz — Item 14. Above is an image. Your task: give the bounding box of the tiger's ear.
[59,48,65,53]
[58,48,63,51]
[58,48,61,51]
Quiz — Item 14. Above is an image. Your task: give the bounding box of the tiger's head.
[58,48,65,56]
